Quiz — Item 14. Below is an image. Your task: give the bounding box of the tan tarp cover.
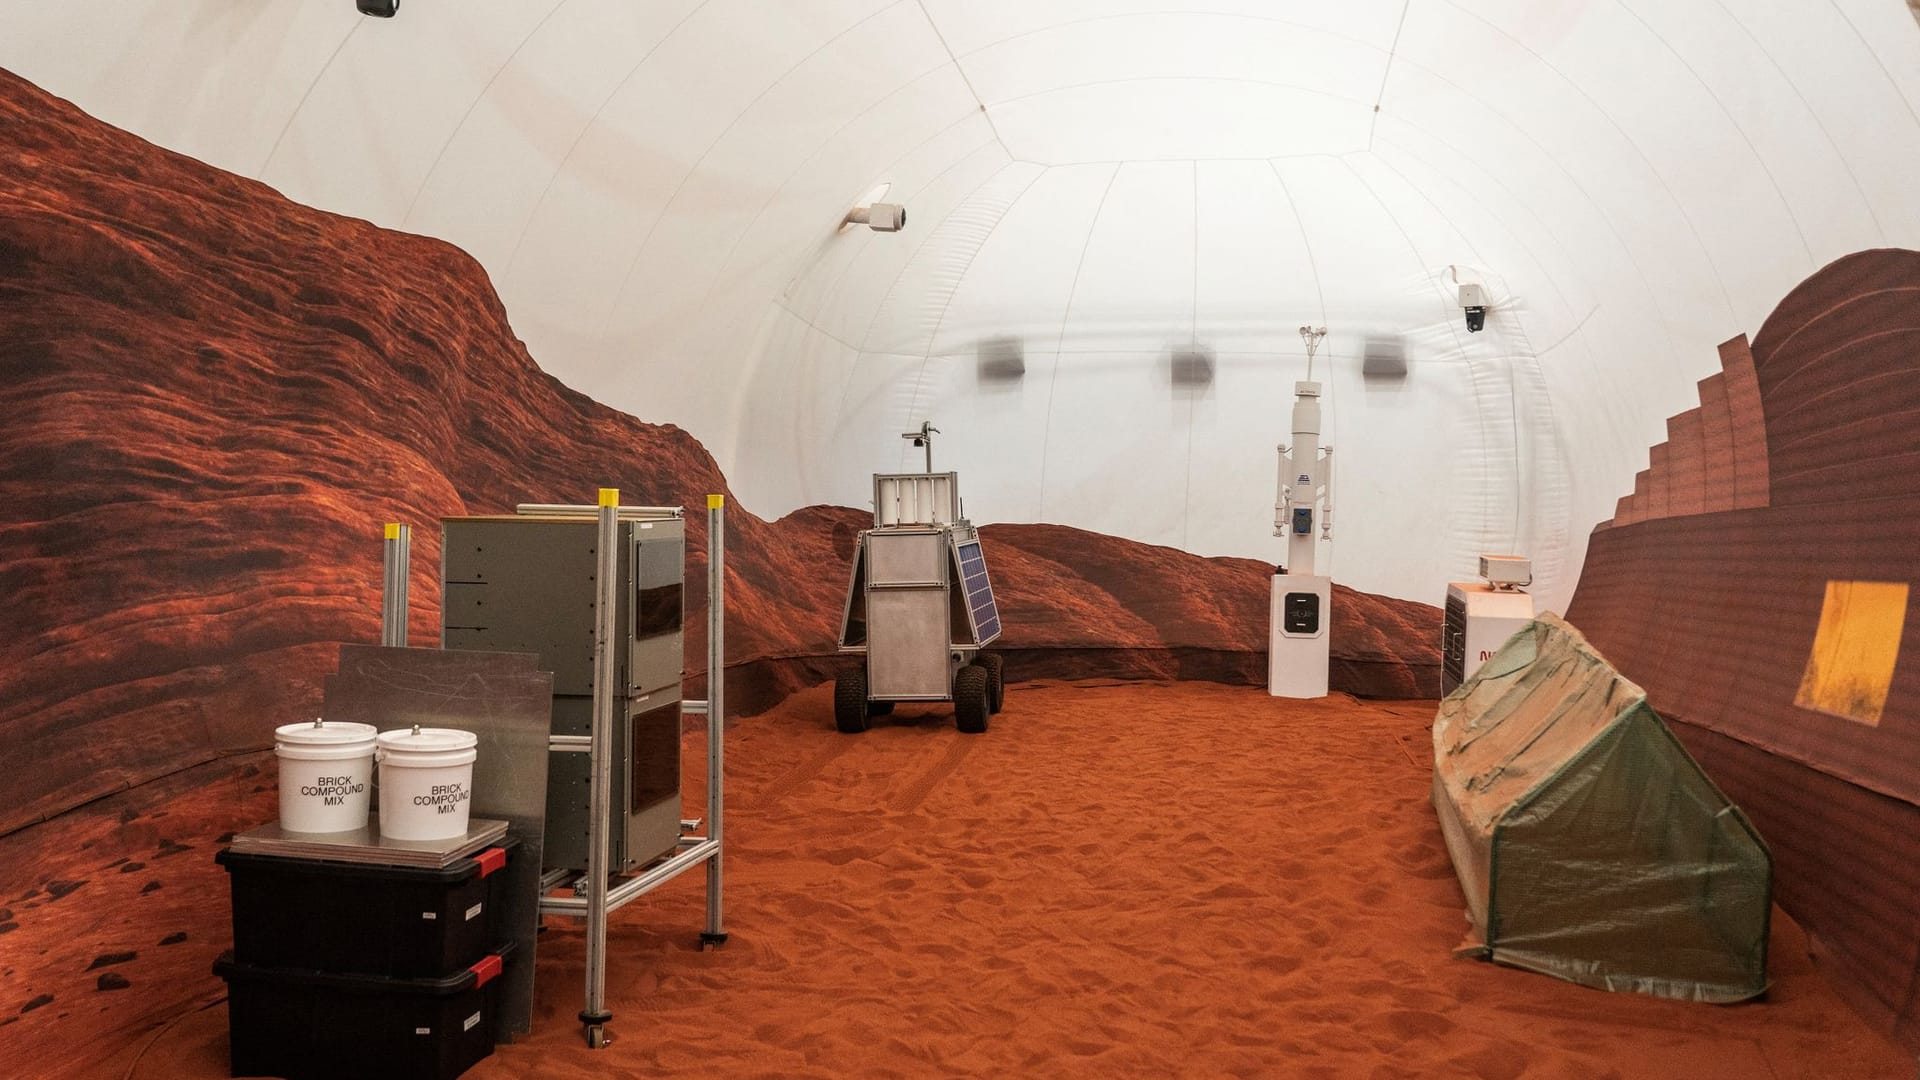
[1432,613,1772,1002]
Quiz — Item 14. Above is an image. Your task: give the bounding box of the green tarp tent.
[1432,613,1772,1002]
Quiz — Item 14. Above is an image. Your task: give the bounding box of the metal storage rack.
[381,490,727,1050]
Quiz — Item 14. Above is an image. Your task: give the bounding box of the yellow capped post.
[707,494,724,509]
[380,522,410,647]
[597,488,619,508]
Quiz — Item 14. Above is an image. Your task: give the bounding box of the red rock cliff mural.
[0,67,1438,1073]
[0,68,1436,835]
[1568,248,1920,1050]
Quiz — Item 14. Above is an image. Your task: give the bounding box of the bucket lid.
[275,719,378,746]
[376,726,479,753]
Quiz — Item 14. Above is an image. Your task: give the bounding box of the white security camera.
[845,202,906,233]
[1459,283,1488,333]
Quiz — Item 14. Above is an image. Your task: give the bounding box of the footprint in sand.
[1384,1009,1456,1041]
[1248,954,1304,977]
[1448,1042,1534,1080]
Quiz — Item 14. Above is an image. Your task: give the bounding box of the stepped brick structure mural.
[1609,335,1772,526]
[1569,248,1920,1049]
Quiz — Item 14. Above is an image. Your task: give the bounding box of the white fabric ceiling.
[7,1,1920,611]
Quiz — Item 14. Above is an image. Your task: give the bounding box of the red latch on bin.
[468,953,504,989]
[474,847,507,879]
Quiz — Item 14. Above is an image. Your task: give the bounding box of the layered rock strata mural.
[0,67,1438,838]
[0,65,1446,1071]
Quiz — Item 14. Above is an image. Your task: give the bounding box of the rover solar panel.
[954,538,1001,644]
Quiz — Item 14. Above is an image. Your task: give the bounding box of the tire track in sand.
[752,739,852,808]
[889,737,976,814]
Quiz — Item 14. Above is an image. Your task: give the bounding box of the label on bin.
[465,902,483,922]
[464,1012,482,1032]
[413,782,470,815]
[422,911,437,920]
[415,1027,431,1036]
[298,775,364,805]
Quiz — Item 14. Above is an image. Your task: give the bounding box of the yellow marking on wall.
[1796,580,1907,726]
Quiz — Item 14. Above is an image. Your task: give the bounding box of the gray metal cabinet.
[442,516,684,871]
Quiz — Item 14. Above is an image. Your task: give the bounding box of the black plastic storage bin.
[215,944,512,1080]
[217,839,515,978]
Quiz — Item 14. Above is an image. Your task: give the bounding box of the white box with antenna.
[1478,555,1532,588]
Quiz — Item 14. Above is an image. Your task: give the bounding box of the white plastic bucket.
[274,719,377,833]
[376,727,479,841]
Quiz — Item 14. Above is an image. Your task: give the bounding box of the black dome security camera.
[357,0,399,17]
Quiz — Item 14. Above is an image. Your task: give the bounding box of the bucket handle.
[372,726,422,763]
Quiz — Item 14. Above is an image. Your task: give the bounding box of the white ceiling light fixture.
[844,201,907,233]
[843,181,906,233]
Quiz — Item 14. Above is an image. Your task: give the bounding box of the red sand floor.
[65,682,1920,1077]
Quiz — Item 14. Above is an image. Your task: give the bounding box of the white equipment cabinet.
[1442,556,1536,694]
[1269,573,1332,698]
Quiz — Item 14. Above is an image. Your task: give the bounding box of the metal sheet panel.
[323,644,552,1044]
[625,689,682,866]
[867,589,952,698]
[838,533,867,647]
[868,530,946,585]
[542,698,598,871]
[873,472,959,527]
[628,523,685,694]
[443,518,605,695]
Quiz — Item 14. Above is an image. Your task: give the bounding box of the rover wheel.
[954,665,990,734]
[834,669,870,733]
[976,653,1005,713]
